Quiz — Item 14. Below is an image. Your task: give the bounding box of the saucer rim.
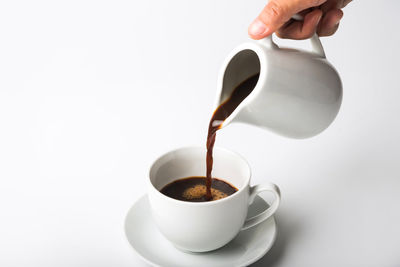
[124,195,163,267]
[124,194,277,267]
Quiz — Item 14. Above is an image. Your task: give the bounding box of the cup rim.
[148,146,251,206]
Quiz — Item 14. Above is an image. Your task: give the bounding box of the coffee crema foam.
[160,176,238,202]
[182,184,228,201]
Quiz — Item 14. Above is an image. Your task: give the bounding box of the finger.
[248,0,327,40]
[320,0,341,12]
[276,9,323,40]
[343,0,352,7]
[317,8,343,36]
[320,0,349,11]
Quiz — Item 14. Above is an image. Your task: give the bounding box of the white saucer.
[124,195,277,267]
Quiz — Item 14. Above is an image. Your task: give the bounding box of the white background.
[1,0,399,266]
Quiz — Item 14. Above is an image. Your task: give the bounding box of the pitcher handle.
[259,14,326,58]
[292,13,326,58]
[258,35,279,49]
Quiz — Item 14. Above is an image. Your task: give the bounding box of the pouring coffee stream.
[206,73,260,200]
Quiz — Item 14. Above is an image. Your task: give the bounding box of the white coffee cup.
[148,146,281,252]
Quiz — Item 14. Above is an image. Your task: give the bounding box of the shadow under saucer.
[249,210,304,267]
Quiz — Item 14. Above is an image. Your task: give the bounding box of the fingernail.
[249,19,268,36]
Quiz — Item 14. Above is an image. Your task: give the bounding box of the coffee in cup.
[160,176,238,202]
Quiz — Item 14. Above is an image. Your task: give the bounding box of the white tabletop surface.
[1,1,400,266]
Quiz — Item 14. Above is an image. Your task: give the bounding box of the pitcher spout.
[214,44,265,129]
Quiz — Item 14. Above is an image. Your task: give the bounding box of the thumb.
[248,0,327,40]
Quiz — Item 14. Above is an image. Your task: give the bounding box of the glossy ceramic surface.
[148,146,280,252]
[216,34,342,138]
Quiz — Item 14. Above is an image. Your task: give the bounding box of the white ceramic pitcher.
[215,33,342,139]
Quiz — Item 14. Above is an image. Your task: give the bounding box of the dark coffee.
[160,176,238,202]
[205,73,260,200]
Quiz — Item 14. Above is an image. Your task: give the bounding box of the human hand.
[248,0,352,40]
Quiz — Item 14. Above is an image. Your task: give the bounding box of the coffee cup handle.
[241,182,281,230]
